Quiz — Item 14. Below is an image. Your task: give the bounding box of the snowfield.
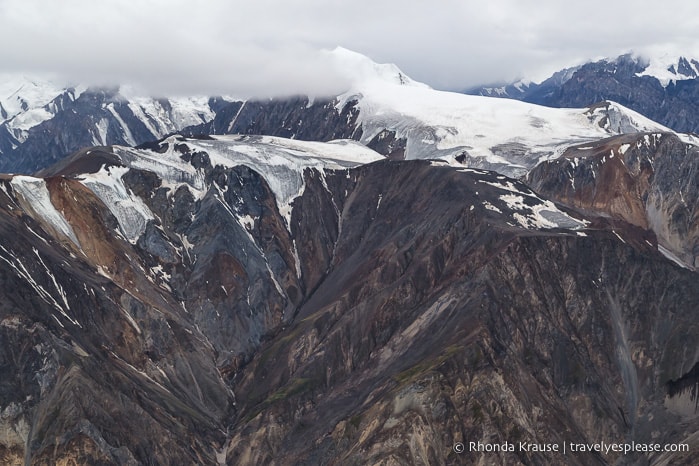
[114,134,384,226]
[330,47,671,177]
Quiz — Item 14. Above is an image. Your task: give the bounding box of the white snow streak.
[10,176,79,246]
[80,165,154,242]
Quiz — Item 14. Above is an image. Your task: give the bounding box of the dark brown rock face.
[190,97,363,143]
[0,140,698,465]
[527,132,699,269]
[222,161,699,465]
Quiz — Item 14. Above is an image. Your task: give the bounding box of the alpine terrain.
[0,50,698,465]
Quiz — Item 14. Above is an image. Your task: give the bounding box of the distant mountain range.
[467,53,699,133]
[0,77,219,173]
[0,49,681,175]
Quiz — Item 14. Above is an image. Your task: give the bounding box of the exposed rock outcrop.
[527,132,699,269]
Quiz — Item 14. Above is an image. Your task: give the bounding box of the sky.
[2,0,699,97]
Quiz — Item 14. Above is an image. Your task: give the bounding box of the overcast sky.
[2,0,699,97]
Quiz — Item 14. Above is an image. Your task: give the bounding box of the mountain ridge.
[0,49,680,176]
[467,52,699,133]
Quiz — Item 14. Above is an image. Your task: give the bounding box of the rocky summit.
[0,132,697,465]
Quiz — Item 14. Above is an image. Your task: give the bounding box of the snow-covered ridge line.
[114,134,383,228]
[634,53,699,87]
[334,62,670,177]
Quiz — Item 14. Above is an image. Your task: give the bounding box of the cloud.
[1,0,699,96]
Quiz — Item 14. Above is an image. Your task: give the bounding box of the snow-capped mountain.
[467,52,699,133]
[180,50,669,178]
[636,53,699,86]
[0,49,676,177]
[330,70,668,177]
[0,74,72,136]
[0,77,222,172]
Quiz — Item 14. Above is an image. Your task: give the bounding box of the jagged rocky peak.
[0,75,212,142]
[568,51,699,85]
[469,52,699,99]
[0,75,82,151]
[0,74,68,122]
[467,64,581,100]
[0,76,226,173]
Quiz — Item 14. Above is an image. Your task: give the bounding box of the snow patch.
[107,104,137,146]
[94,118,109,145]
[612,231,626,244]
[10,176,79,246]
[658,244,692,269]
[479,178,588,231]
[238,214,256,231]
[80,165,154,243]
[0,243,79,327]
[483,201,502,213]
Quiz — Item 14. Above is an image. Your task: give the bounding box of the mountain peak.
[0,74,66,124]
[326,47,430,89]
[633,52,699,86]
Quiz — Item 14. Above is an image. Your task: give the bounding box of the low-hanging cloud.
[2,0,699,97]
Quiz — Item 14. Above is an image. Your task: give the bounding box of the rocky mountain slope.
[467,53,699,133]
[1,135,698,465]
[527,131,699,269]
